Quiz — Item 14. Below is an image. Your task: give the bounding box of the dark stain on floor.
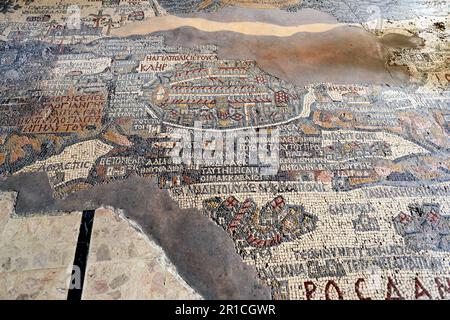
[153,25,413,87]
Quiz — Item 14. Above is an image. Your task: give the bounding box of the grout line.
[67,210,95,301]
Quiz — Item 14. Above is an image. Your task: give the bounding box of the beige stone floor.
[0,192,81,300]
[82,208,201,300]
[0,192,201,300]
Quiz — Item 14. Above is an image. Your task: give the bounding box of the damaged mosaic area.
[0,192,202,299]
[0,0,449,300]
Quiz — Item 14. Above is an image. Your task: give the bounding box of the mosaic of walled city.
[0,0,449,300]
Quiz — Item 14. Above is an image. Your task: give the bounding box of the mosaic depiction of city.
[0,0,449,300]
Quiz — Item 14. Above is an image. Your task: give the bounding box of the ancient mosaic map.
[0,0,449,300]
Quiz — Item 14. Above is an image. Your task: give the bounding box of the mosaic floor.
[0,0,449,300]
